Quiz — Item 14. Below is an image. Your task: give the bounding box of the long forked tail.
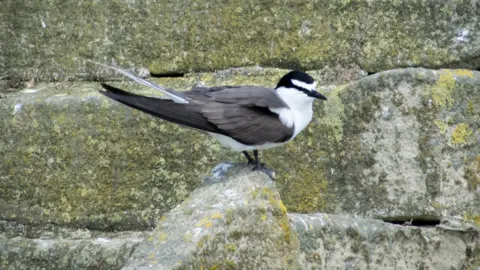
[99,83,221,133]
[87,60,188,104]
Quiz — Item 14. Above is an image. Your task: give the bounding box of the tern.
[96,63,327,178]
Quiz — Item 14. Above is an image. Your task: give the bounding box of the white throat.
[270,86,315,138]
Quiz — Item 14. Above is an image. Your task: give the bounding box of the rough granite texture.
[1,165,478,269]
[0,81,223,231]
[1,68,479,232]
[1,0,480,81]
[311,68,480,221]
[290,213,480,270]
[123,163,299,270]
[0,220,145,269]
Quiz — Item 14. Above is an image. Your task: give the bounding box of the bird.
[95,62,327,178]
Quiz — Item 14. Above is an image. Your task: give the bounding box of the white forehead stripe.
[291,79,317,91]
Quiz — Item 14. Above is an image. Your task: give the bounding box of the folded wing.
[100,83,293,146]
[201,102,293,145]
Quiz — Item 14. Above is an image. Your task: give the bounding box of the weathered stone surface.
[123,163,299,270]
[290,213,480,270]
[0,81,224,231]
[0,220,145,270]
[2,164,479,269]
[2,0,480,81]
[1,68,479,231]
[300,68,480,220]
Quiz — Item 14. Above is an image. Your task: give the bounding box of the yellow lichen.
[464,215,480,227]
[434,120,447,134]
[453,69,474,78]
[197,235,209,249]
[432,70,455,107]
[251,189,259,199]
[204,221,213,228]
[452,123,473,145]
[147,235,155,242]
[280,168,329,213]
[225,260,236,267]
[279,218,291,244]
[210,212,222,219]
[158,232,168,242]
[260,187,288,215]
[277,200,288,215]
[431,201,442,209]
[225,243,236,252]
[196,216,210,227]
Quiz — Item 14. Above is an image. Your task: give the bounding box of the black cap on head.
[275,70,327,100]
[276,70,315,89]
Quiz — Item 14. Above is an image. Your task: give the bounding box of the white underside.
[208,86,316,152]
[208,132,287,152]
[272,86,315,138]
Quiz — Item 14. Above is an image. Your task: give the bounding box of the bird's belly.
[207,133,285,152]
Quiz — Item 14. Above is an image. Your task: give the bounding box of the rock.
[2,1,480,80]
[1,164,478,269]
[1,68,479,230]
[0,80,222,231]
[123,163,299,270]
[0,220,145,269]
[292,68,479,220]
[290,213,480,270]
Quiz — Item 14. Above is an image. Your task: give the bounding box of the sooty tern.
[96,63,327,178]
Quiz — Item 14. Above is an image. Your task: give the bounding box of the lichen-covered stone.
[290,213,480,270]
[0,221,145,270]
[123,163,299,270]
[1,68,479,230]
[1,163,478,269]
[1,0,480,81]
[0,81,233,231]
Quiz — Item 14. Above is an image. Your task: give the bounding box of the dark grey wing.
[99,83,223,134]
[185,85,293,145]
[201,103,293,145]
[200,86,288,108]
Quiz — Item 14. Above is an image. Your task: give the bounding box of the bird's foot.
[242,151,255,165]
[252,163,276,180]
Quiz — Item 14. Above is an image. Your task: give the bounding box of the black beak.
[308,90,328,100]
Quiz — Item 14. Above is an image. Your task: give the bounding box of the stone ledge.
[2,1,479,81]
[290,213,480,270]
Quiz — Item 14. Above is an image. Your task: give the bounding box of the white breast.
[270,87,314,138]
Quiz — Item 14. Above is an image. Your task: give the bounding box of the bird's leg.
[252,150,275,180]
[253,150,261,169]
[242,151,255,165]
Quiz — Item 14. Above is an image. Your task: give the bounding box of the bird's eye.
[291,79,317,92]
